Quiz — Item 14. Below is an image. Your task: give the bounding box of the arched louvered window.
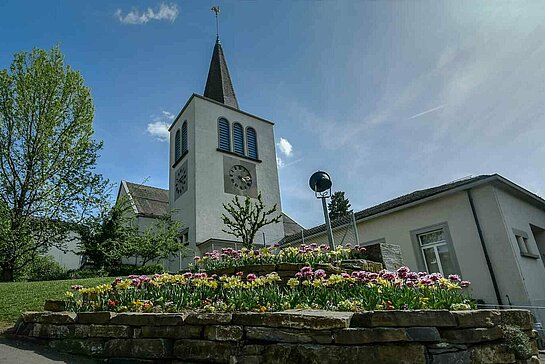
[246,127,258,159]
[174,129,181,160]
[218,118,230,151]
[181,121,188,154]
[233,123,244,155]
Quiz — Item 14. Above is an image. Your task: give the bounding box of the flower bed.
[65,266,473,314]
[191,244,367,272]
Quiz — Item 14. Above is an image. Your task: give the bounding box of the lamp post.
[309,171,335,250]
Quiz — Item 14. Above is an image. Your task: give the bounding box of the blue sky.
[2,1,545,228]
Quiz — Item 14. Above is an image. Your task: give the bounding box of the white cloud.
[277,138,293,157]
[276,156,285,169]
[162,110,175,120]
[115,3,178,25]
[147,121,170,142]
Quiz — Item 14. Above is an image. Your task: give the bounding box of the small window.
[417,228,456,276]
[218,118,230,151]
[233,123,244,155]
[513,229,538,258]
[181,232,189,247]
[174,129,181,161]
[246,127,258,159]
[181,121,188,154]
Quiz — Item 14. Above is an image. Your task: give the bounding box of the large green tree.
[79,196,186,269]
[130,212,185,267]
[0,46,108,281]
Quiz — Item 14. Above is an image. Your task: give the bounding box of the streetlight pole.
[309,171,335,250]
[321,194,335,249]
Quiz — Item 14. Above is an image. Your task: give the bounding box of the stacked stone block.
[13,309,540,363]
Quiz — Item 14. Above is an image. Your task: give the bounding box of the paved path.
[0,338,97,364]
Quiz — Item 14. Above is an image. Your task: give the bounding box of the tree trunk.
[1,264,15,282]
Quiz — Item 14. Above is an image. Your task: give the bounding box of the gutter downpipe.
[467,189,504,306]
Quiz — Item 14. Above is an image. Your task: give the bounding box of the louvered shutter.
[233,123,244,155]
[218,118,230,151]
[247,127,258,159]
[181,121,188,154]
[175,130,181,160]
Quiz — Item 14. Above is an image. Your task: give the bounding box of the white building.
[282,174,545,326]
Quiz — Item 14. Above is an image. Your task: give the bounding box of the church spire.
[203,7,239,109]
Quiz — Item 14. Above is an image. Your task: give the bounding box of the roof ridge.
[124,181,168,193]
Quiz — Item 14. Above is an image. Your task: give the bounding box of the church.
[116,35,303,271]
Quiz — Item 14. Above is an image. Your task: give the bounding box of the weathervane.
[211,6,220,41]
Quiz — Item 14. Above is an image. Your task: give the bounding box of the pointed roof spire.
[204,7,239,109]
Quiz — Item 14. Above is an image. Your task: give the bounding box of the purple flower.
[71,284,83,291]
[194,256,201,261]
[423,278,435,286]
[131,278,141,287]
[460,280,471,288]
[247,273,257,282]
[448,274,461,282]
[381,271,396,281]
[429,273,442,282]
[406,272,419,281]
[314,269,326,279]
[183,272,193,279]
[396,266,410,278]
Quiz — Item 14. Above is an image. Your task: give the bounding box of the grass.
[0,276,114,328]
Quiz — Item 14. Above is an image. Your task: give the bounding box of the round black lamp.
[309,171,332,193]
[308,170,335,249]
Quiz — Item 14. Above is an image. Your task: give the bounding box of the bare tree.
[221,192,281,248]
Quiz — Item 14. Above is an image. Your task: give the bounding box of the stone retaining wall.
[13,309,540,364]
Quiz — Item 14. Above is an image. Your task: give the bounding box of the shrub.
[67,264,166,279]
[19,255,68,281]
[501,325,533,359]
[67,268,109,279]
[108,264,165,277]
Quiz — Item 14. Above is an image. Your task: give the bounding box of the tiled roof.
[124,182,169,217]
[203,39,239,109]
[282,174,494,245]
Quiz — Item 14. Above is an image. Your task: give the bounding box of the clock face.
[175,162,188,199]
[229,165,253,191]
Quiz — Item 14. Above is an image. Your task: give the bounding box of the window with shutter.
[247,127,258,159]
[218,118,230,151]
[181,121,188,154]
[233,123,244,155]
[174,129,181,160]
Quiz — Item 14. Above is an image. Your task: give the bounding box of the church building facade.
[166,37,285,266]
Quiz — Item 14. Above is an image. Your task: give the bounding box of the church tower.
[167,36,283,265]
